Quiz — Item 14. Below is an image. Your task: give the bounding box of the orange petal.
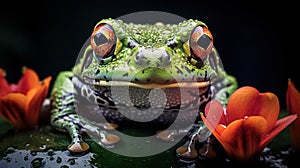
[215,124,226,135]
[43,76,52,96]
[16,67,40,94]
[227,86,279,133]
[255,92,280,133]
[286,79,300,151]
[286,79,300,115]
[260,114,297,151]
[26,87,43,126]
[26,76,51,126]
[210,124,226,147]
[203,100,227,129]
[0,93,27,129]
[0,71,11,97]
[219,116,267,160]
[201,111,225,146]
[0,68,6,76]
[226,86,260,123]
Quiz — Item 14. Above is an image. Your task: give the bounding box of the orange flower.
[286,79,300,151]
[201,86,297,161]
[0,67,51,130]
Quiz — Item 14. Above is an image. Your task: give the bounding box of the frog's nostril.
[159,50,171,66]
[135,51,146,65]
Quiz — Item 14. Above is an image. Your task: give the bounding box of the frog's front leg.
[176,75,238,160]
[50,71,119,153]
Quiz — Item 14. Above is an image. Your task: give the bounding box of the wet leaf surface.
[0,110,299,168]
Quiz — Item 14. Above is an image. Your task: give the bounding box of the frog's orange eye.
[90,23,116,59]
[190,26,213,61]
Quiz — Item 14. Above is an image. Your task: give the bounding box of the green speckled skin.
[50,18,238,152]
[74,19,220,84]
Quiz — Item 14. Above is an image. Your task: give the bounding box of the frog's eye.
[186,26,213,67]
[90,23,116,59]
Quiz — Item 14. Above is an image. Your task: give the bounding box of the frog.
[49,18,238,158]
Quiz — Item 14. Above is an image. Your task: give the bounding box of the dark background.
[0,0,298,109]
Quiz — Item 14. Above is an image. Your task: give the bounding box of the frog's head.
[73,18,225,110]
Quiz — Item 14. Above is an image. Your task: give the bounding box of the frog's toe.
[176,145,198,159]
[100,133,120,145]
[156,129,189,141]
[67,142,89,153]
[176,134,198,159]
[198,136,217,159]
[102,123,118,130]
[156,130,176,141]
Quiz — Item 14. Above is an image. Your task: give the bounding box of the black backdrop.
[0,0,298,109]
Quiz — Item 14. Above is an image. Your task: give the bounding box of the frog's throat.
[83,79,211,89]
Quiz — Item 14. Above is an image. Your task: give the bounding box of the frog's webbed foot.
[156,128,190,141]
[67,138,90,153]
[73,115,120,148]
[51,114,90,153]
[52,113,120,153]
[80,120,120,147]
[176,133,199,160]
[175,121,216,160]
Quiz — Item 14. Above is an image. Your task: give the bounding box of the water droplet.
[24,155,29,161]
[25,143,30,147]
[5,157,11,162]
[93,163,99,167]
[30,151,37,156]
[6,147,15,154]
[181,22,188,27]
[60,165,69,168]
[56,156,62,163]
[39,144,47,150]
[31,158,45,168]
[47,149,54,156]
[49,156,55,161]
[67,158,76,165]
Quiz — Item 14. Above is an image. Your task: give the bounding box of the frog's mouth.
[81,76,211,110]
[83,76,211,89]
